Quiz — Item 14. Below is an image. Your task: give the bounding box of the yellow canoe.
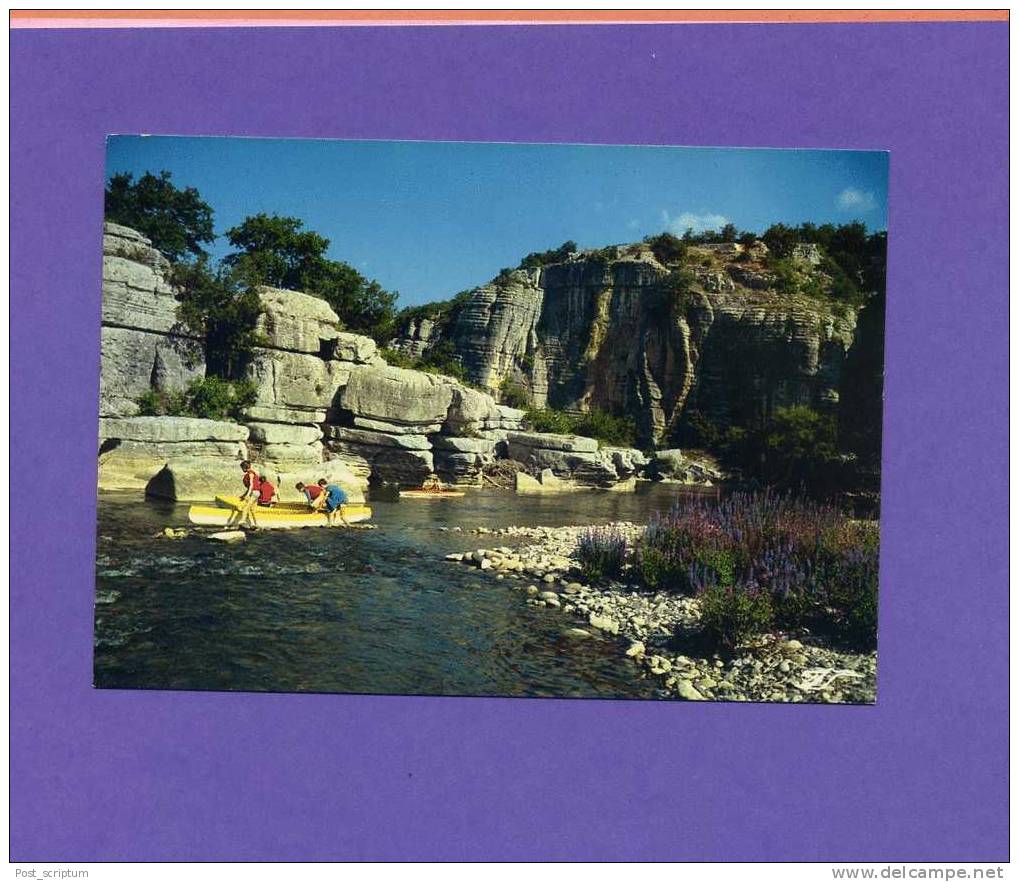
[399,489,466,499]
[188,495,373,529]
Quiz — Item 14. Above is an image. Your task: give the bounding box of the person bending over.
[317,478,349,526]
[296,481,325,511]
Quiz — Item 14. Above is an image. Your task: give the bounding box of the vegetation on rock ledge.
[136,377,257,422]
[380,341,472,385]
[524,407,637,448]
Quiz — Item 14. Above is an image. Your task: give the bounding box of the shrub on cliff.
[395,289,474,336]
[518,241,577,270]
[105,170,215,261]
[588,245,620,263]
[676,409,722,449]
[523,407,635,447]
[417,340,469,383]
[185,376,258,421]
[524,407,576,436]
[380,341,473,386]
[379,347,417,369]
[500,381,531,409]
[643,232,687,265]
[572,409,636,447]
[136,377,257,422]
[769,258,802,294]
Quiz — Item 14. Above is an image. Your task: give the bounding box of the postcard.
[95,136,887,704]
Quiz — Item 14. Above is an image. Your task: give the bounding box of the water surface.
[94,483,712,699]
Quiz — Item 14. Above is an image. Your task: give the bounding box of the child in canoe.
[257,474,279,507]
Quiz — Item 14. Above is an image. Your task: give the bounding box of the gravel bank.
[442,522,877,703]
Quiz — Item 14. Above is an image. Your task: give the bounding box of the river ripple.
[94,483,713,699]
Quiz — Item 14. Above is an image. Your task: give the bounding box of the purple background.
[11,23,1008,861]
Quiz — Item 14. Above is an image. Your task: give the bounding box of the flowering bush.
[577,527,630,582]
[699,583,775,649]
[630,491,878,650]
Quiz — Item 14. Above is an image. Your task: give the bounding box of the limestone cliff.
[96,224,765,498]
[100,223,205,416]
[98,226,541,495]
[391,242,859,444]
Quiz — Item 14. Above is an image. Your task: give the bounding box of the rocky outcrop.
[241,288,383,427]
[506,431,647,488]
[392,243,858,444]
[254,286,341,355]
[246,422,324,465]
[430,434,501,485]
[325,425,434,485]
[99,223,205,416]
[649,449,725,486]
[96,225,678,496]
[338,365,454,431]
[325,365,525,485]
[98,417,249,491]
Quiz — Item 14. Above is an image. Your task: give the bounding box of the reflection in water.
[94,484,710,698]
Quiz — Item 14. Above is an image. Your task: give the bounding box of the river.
[94,483,713,699]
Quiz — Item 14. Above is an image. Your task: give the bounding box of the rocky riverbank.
[445,523,877,704]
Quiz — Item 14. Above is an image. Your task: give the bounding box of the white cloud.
[837,188,877,212]
[662,210,730,236]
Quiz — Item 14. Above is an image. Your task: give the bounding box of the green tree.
[314,261,398,342]
[170,258,262,379]
[761,223,798,259]
[104,170,215,261]
[721,405,845,495]
[223,213,330,289]
[223,213,398,342]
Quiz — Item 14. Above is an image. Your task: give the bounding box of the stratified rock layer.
[98,417,249,491]
[392,244,858,444]
[99,223,205,416]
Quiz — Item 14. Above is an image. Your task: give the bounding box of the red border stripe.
[9,9,1010,28]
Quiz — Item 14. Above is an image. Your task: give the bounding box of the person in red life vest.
[296,481,325,511]
[236,459,262,525]
[257,474,279,507]
[239,460,261,500]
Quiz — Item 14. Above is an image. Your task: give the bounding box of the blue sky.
[106,136,888,307]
